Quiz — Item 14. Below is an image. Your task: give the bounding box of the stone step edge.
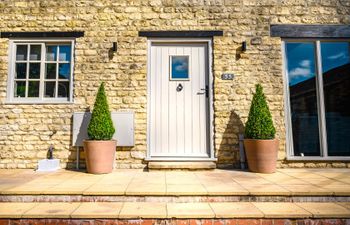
[0,202,349,219]
[1,191,349,197]
[1,218,350,225]
[1,195,350,203]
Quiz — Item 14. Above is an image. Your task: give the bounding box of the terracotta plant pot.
[83,140,116,174]
[243,139,278,173]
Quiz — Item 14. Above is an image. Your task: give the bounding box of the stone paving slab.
[166,184,208,195]
[0,202,38,218]
[244,184,291,196]
[83,183,128,195]
[210,202,264,218]
[201,183,249,195]
[279,184,334,195]
[119,202,167,219]
[253,202,312,218]
[0,202,349,219]
[71,202,123,218]
[23,202,81,218]
[126,183,166,195]
[296,202,350,218]
[338,202,350,210]
[167,203,215,218]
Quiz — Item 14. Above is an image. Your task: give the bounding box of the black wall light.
[241,41,247,52]
[112,42,117,52]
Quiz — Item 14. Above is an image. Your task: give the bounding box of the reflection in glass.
[45,63,56,79]
[58,82,69,97]
[46,46,57,61]
[15,81,26,97]
[28,81,39,97]
[59,45,71,61]
[59,63,70,79]
[286,42,321,156]
[45,82,56,98]
[29,45,41,60]
[16,45,27,61]
[171,56,189,79]
[321,42,350,156]
[15,63,27,79]
[29,63,40,79]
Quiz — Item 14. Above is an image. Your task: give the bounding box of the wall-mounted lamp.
[112,42,117,52]
[241,41,247,52]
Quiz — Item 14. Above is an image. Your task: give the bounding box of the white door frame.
[145,38,216,161]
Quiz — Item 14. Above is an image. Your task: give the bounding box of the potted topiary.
[244,84,278,173]
[83,82,116,174]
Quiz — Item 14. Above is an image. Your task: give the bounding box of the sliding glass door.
[284,40,350,158]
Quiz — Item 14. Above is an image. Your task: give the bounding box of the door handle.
[197,85,209,97]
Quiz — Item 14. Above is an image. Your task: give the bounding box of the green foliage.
[87,82,115,140]
[244,84,276,139]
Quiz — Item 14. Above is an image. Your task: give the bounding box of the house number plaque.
[221,73,234,80]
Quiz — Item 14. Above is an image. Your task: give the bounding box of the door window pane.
[16,45,27,61]
[28,81,39,97]
[15,63,27,79]
[45,63,56,79]
[29,63,40,79]
[321,42,350,156]
[15,81,26,97]
[286,42,321,156]
[171,56,189,80]
[29,45,41,60]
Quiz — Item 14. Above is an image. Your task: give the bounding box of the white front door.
[149,42,209,158]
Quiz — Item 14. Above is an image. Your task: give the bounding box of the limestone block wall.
[0,0,349,169]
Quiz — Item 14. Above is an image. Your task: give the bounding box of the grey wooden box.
[72,112,135,147]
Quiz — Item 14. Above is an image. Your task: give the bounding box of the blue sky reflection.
[171,56,189,79]
[286,43,316,86]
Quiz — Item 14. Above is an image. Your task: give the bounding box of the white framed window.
[283,39,350,160]
[7,39,74,103]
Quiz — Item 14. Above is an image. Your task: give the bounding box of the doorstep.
[0,202,350,219]
[147,161,216,170]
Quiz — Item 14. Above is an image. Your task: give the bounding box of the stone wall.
[0,0,349,169]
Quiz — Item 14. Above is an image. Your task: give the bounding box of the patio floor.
[0,168,349,197]
[0,168,350,221]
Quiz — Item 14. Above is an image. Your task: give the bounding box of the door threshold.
[147,161,216,170]
[145,157,217,162]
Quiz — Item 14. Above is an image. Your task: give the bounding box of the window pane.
[46,46,57,61]
[321,42,350,156]
[15,63,27,79]
[28,81,39,97]
[59,45,71,61]
[16,45,27,61]
[171,56,189,80]
[29,63,40,79]
[44,82,56,98]
[29,45,41,60]
[45,63,56,79]
[15,81,26,97]
[58,63,70,79]
[286,42,321,156]
[58,82,69,97]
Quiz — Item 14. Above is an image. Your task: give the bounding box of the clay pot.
[243,139,278,173]
[83,140,116,174]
